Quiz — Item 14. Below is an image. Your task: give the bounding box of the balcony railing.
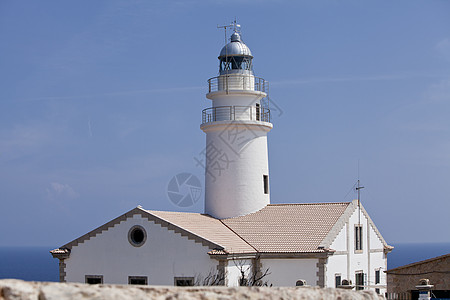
[202,105,271,124]
[207,75,268,94]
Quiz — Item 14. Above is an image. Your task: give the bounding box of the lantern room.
[218,32,253,75]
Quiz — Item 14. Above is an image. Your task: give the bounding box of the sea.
[0,243,449,282]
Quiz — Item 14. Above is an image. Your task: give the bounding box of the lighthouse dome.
[219,32,252,58]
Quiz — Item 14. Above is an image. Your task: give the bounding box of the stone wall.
[0,279,383,300]
[386,254,450,294]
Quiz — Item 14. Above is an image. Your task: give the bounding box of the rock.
[0,279,384,300]
[0,280,39,300]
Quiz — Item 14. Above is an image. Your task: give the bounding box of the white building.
[51,23,392,294]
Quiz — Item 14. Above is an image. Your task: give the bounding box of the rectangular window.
[355,271,364,290]
[85,275,103,284]
[375,269,380,294]
[128,276,148,285]
[174,277,194,286]
[256,103,260,121]
[263,175,269,194]
[355,225,363,251]
[335,274,341,288]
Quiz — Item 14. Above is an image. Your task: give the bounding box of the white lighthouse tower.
[201,22,273,219]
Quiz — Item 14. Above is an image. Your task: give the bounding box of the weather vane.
[217,18,241,44]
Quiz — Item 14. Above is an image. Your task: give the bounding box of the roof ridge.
[386,253,450,272]
[219,219,259,253]
[145,209,207,216]
[142,210,225,250]
[318,201,357,248]
[268,202,351,206]
[147,210,255,253]
[146,211,223,245]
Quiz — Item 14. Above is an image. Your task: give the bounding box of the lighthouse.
[201,22,273,219]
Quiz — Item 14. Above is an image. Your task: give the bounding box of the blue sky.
[1,0,449,247]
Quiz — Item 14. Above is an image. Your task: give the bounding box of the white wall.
[203,122,271,219]
[326,254,347,287]
[261,258,318,287]
[65,214,218,285]
[330,224,347,251]
[325,207,387,295]
[225,260,252,287]
[212,94,261,108]
[369,225,383,249]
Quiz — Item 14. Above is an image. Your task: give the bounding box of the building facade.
[52,200,392,293]
[386,254,450,299]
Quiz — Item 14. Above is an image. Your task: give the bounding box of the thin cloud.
[436,38,450,62]
[88,120,93,138]
[46,182,79,202]
[19,74,443,102]
[21,86,204,102]
[425,78,450,103]
[0,124,51,163]
[270,73,444,86]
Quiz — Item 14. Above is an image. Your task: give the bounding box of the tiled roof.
[58,201,365,255]
[208,249,229,255]
[50,248,70,259]
[148,202,350,254]
[146,210,256,253]
[50,249,69,254]
[50,248,70,254]
[222,202,350,253]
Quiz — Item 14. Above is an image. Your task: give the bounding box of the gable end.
[60,207,222,251]
[358,203,392,250]
[319,200,391,250]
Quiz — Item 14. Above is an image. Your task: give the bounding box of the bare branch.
[194,267,226,286]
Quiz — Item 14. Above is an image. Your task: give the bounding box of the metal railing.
[207,75,268,94]
[202,105,271,124]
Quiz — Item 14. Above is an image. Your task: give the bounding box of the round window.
[128,225,147,247]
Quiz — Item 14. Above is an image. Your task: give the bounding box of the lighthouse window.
[256,103,260,121]
[128,225,147,247]
[263,175,269,194]
[220,57,253,72]
[231,57,242,69]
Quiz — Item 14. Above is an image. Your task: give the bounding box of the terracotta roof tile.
[145,210,255,253]
[50,248,69,254]
[208,249,229,255]
[148,202,350,254]
[221,202,350,253]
